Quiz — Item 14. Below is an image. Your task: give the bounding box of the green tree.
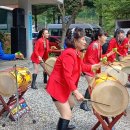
[58,0,85,46]
[32,1,94,46]
[77,6,98,24]
[94,0,130,33]
[32,5,59,31]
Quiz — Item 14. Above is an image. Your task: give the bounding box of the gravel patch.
[0,59,130,130]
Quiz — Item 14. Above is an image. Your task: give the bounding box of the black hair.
[66,29,71,37]
[66,27,85,48]
[37,28,48,39]
[94,29,106,40]
[126,30,130,37]
[114,29,124,38]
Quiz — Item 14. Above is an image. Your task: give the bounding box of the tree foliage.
[32,0,130,39]
[58,0,85,46]
[84,0,94,7]
[93,0,130,33]
[32,0,97,45]
[32,1,91,46]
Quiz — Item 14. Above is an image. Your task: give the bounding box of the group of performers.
[0,22,129,130]
[80,29,130,112]
[30,27,130,130]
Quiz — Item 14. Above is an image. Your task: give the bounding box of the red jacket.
[106,38,128,62]
[106,38,117,62]
[83,40,101,76]
[31,37,50,64]
[46,48,92,103]
[117,38,128,56]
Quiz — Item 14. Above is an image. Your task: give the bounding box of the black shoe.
[43,72,47,83]
[31,85,38,89]
[56,118,70,130]
[31,74,38,89]
[68,124,76,129]
[80,102,91,111]
[44,79,47,84]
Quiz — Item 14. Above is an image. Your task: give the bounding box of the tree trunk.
[53,11,55,23]
[58,16,61,24]
[61,28,67,48]
[72,17,75,24]
[99,15,103,27]
[99,4,103,27]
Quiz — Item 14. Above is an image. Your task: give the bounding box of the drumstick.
[40,61,54,76]
[112,60,127,64]
[119,61,128,63]
[116,51,123,56]
[39,61,45,69]
[108,64,120,73]
[84,98,110,106]
[40,61,54,69]
[39,61,49,75]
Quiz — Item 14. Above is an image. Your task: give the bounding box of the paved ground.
[0,59,130,130]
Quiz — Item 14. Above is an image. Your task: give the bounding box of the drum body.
[91,73,129,117]
[44,57,57,75]
[120,58,130,82]
[0,67,32,97]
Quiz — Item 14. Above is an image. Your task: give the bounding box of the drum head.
[0,72,16,97]
[91,80,129,117]
[45,57,57,75]
[119,60,130,74]
[106,66,128,85]
[122,66,130,74]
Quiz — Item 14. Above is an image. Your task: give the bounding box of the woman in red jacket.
[126,30,130,48]
[31,28,50,89]
[46,27,100,130]
[106,29,128,62]
[80,30,109,111]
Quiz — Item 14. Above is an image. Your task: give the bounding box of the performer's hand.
[92,63,101,72]
[100,57,107,64]
[38,56,43,61]
[51,46,58,50]
[112,48,118,53]
[73,90,84,101]
[125,44,130,48]
[15,52,24,59]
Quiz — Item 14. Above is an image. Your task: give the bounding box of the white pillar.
[18,0,33,58]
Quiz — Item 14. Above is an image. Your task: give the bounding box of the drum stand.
[91,109,126,130]
[87,86,126,130]
[0,65,36,129]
